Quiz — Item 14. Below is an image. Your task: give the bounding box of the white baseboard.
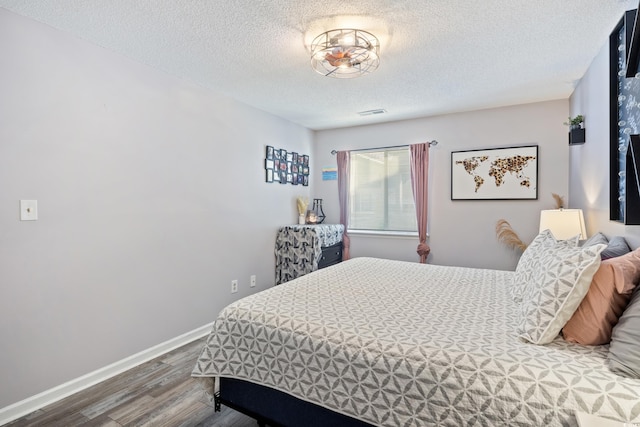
[0,322,214,426]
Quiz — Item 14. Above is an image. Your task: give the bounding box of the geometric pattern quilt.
[192,257,640,426]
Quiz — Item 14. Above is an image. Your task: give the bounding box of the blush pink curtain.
[336,151,351,261]
[410,143,431,263]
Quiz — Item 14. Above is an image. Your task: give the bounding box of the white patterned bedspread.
[192,257,640,426]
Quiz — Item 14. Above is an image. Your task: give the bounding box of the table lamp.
[539,209,587,240]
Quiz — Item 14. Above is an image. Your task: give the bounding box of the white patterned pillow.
[516,242,606,345]
[511,230,578,303]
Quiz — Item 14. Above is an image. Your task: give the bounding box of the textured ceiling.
[1,0,636,130]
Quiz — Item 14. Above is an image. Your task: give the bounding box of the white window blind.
[349,148,417,232]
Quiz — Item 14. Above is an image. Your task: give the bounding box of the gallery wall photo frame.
[451,145,538,200]
[264,145,309,186]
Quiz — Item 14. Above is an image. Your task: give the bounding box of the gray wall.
[313,100,570,271]
[0,9,312,408]
[568,28,640,249]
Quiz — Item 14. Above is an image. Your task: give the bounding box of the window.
[349,148,417,232]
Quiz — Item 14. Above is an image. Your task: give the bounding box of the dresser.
[274,224,345,285]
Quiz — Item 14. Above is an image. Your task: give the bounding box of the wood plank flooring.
[6,338,259,427]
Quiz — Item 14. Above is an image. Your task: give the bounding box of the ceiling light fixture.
[310,29,380,79]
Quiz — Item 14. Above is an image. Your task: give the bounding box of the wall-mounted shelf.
[569,128,585,145]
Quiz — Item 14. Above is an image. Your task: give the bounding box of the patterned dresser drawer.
[318,242,343,269]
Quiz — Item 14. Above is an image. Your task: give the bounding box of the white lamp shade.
[539,209,587,240]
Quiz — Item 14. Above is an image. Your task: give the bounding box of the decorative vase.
[312,199,326,224]
[298,214,305,225]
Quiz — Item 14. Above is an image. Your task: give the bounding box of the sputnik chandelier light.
[310,29,380,78]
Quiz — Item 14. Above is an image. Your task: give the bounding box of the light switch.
[20,200,38,221]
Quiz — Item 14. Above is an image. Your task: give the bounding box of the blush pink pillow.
[562,248,640,345]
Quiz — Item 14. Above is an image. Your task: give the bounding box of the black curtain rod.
[330,140,438,155]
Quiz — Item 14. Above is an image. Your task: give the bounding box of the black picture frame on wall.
[626,135,640,224]
[264,145,309,185]
[451,145,538,201]
[609,8,640,223]
[626,5,640,78]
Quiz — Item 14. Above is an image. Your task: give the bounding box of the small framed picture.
[292,173,298,185]
[287,173,293,183]
[297,174,304,184]
[292,152,298,164]
[273,170,280,182]
[274,159,280,170]
[266,145,274,160]
[265,159,274,170]
[279,170,287,183]
[302,166,309,175]
[274,149,281,160]
[303,155,309,166]
[280,162,287,171]
[286,153,292,162]
[280,149,287,160]
[303,175,309,186]
[292,164,298,173]
[266,169,274,183]
[287,162,292,173]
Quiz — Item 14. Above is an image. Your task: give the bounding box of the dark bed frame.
[217,377,375,427]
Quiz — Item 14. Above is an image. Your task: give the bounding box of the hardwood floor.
[6,338,260,427]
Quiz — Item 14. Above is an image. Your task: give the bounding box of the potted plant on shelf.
[565,115,585,145]
[564,115,584,130]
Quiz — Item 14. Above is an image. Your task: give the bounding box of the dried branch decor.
[551,193,564,209]
[296,197,309,215]
[495,219,527,252]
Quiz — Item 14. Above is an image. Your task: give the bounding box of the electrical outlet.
[231,279,238,293]
[250,275,256,287]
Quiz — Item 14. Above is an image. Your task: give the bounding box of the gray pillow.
[602,236,631,260]
[582,233,630,260]
[581,232,608,248]
[609,286,640,379]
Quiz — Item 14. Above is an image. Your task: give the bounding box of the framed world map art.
[451,145,538,200]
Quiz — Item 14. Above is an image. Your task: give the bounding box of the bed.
[192,256,640,426]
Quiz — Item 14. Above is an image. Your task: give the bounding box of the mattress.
[192,257,640,426]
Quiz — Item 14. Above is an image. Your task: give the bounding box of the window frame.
[347,147,418,234]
